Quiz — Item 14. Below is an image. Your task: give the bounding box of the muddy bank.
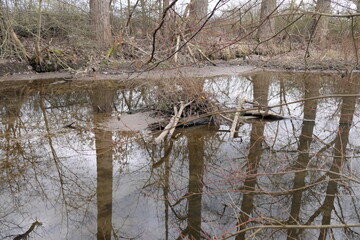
[0,64,258,82]
[1,49,358,82]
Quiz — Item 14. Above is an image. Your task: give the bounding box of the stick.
[230,99,244,139]
[174,35,181,63]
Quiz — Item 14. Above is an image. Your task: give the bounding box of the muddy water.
[1,72,360,240]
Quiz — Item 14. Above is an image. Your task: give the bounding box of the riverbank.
[0,48,358,81]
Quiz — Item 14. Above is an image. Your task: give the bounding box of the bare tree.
[257,0,277,41]
[311,0,331,47]
[90,0,113,48]
[189,0,208,24]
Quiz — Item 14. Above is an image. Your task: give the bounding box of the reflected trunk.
[91,87,115,240]
[236,74,269,240]
[187,130,205,239]
[318,84,356,240]
[287,78,320,239]
[160,140,174,240]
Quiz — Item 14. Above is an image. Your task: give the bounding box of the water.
[1,72,360,239]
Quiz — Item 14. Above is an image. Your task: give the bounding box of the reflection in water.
[287,77,320,239]
[317,80,357,240]
[236,74,269,240]
[175,129,206,239]
[0,74,360,239]
[91,87,115,240]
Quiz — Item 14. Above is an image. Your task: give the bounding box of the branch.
[223,223,360,239]
[145,0,225,70]
[147,0,178,64]
[154,100,193,144]
[125,0,141,28]
[13,221,42,240]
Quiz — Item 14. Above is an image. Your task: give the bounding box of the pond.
[1,72,360,240]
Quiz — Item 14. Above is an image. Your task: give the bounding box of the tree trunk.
[161,0,175,45]
[189,0,208,24]
[311,0,331,48]
[140,0,147,35]
[257,0,277,41]
[90,0,113,48]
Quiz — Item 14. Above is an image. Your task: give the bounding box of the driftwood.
[242,109,286,120]
[225,100,287,121]
[150,99,288,143]
[154,101,193,144]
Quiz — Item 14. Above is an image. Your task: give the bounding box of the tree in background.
[90,0,113,48]
[0,0,359,72]
[189,0,208,24]
[257,0,277,42]
[311,0,331,48]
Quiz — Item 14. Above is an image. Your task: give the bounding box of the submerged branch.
[223,223,360,239]
[13,221,42,240]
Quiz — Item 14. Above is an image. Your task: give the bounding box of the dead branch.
[188,42,216,66]
[13,221,42,240]
[155,100,193,144]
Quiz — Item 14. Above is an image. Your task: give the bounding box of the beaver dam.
[1,71,360,239]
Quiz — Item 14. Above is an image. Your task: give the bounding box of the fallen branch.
[13,221,42,240]
[188,42,216,66]
[155,100,193,144]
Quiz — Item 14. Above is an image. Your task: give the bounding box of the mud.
[0,64,258,82]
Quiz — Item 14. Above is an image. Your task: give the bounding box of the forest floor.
[0,47,358,81]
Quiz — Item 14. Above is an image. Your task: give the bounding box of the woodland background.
[0,0,359,73]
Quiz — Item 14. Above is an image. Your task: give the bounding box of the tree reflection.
[287,77,320,239]
[236,73,269,240]
[186,129,205,239]
[2,74,360,239]
[317,80,357,240]
[91,87,115,240]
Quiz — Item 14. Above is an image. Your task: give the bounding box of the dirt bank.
[0,64,258,82]
[1,48,358,82]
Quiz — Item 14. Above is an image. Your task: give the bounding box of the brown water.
[1,72,360,240]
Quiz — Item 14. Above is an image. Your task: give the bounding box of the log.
[242,109,286,120]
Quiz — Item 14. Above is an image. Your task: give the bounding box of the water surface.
[1,72,360,239]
